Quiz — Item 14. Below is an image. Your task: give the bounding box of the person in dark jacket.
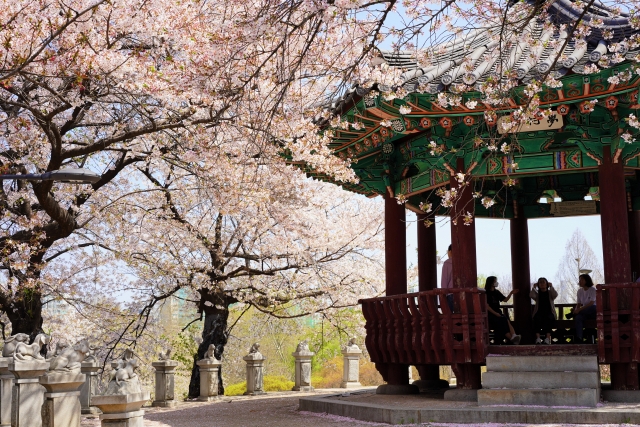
[484,276,521,345]
[530,277,558,345]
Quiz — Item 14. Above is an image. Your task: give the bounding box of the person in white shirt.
[440,245,453,311]
[568,274,597,343]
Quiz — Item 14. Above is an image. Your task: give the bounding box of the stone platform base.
[340,382,362,389]
[152,400,178,407]
[299,390,640,425]
[82,407,101,415]
[100,410,144,427]
[443,389,477,401]
[602,389,640,403]
[197,396,219,402]
[293,386,314,392]
[376,384,419,395]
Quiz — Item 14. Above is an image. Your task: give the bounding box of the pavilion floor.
[299,388,640,425]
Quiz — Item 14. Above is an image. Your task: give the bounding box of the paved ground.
[81,389,640,427]
[81,390,385,427]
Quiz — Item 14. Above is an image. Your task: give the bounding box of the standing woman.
[484,276,521,345]
[530,278,558,344]
[569,274,597,343]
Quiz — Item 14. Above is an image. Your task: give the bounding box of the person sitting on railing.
[566,273,597,344]
[530,278,558,345]
[484,276,521,345]
[440,244,454,312]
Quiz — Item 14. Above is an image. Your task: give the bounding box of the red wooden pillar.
[449,158,481,389]
[599,146,632,283]
[629,210,640,281]
[416,213,445,386]
[450,158,478,289]
[385,195,407,296]
[377,195,418,394]
[417,213,438,292]
[511,203,533,344]
[599,146,634,390]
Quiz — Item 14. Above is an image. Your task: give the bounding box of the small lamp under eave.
[537,189,562,204]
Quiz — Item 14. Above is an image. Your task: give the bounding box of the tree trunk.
[187,303,230,398]
[5,286,44,342]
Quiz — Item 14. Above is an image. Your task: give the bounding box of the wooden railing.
[359,288,489,366]
[596,283,640,363]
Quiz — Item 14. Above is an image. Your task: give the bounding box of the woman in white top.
[569,274,597,343]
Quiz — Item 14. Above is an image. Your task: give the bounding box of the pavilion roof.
[379,0,638,90]
[295,0,640,218]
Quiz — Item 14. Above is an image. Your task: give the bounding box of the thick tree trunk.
[5,286,44,342]
[187,302,230,398]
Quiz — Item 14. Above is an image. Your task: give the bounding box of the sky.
[405,213,604,288]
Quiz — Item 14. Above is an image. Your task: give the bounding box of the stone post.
[0,357,13,427]
[341,339,362,389]
[151,358,178,407]
[196,345,221,402]
[80,359,100,414]
[9,359,50,427]
[91,352,150,427]
[40,372,86,427]
[243,343,266,395]
[292,340,314,392]
[39,338,92,427]
[0,333,30,426]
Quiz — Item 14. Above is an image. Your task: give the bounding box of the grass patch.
[224,375,295,396]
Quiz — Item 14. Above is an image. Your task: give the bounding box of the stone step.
[485,355,598,373]
[477,388,599,407]
[482,371,600,389]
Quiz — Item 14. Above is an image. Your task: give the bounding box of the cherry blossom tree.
[91,156,386,395]
[0,0,394,338]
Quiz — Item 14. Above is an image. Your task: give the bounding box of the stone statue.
[203,344,218,360]
[14,333,50,361]
[47,339,69,360]
[2,333,29,357]
[344,337,360,352]
[249,343,260,354]
[295,340,310,353]
[158,349,172,361]
[106,353,142,395]
[49,339,91,373]
[115,359,138,386]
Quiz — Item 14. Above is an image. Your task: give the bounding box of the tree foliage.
[555,229,604,303]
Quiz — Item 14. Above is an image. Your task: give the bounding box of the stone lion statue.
[115,358,139,386]
[14,334,50,361]
[295,340,310,353]
[49,339,91,373]
[106,353,142,395]
[2,333,29,357]
[110,349,135,374]
[47,339,69,360]
[158,349,172,361]
[203,344,216,360]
